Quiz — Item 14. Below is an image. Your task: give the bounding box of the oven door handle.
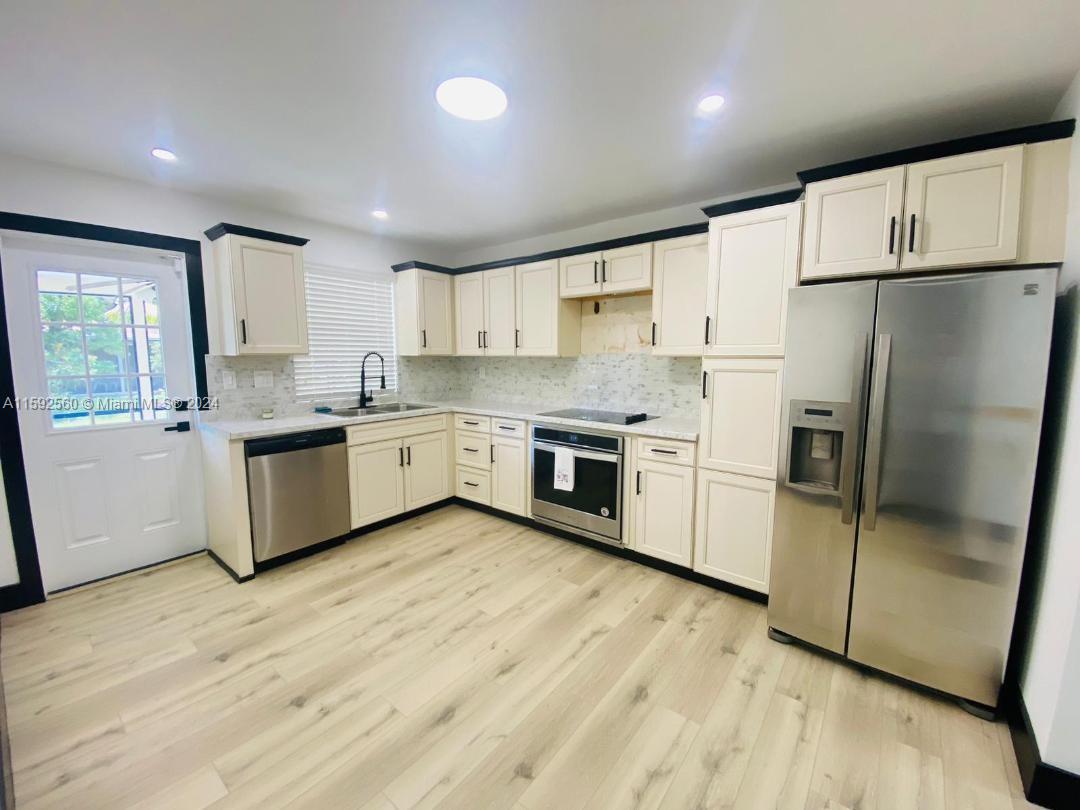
[532,440,620,464]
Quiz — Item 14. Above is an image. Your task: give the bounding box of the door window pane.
[35,270,169,429]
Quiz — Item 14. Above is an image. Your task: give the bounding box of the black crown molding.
[700,187,804,218]
[203,222,309,246]
[797,119,1076,186]
[389,260,455,273]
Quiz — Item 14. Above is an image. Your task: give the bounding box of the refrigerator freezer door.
[769,280,878,652]
[849,267,1056,707]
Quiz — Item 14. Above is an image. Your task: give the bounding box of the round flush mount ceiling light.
[696,94,726,115]
[150,147,177,162]
[371,210,389,220]
[435,77,508,120]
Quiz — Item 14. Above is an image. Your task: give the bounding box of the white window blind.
[294,263,398,400]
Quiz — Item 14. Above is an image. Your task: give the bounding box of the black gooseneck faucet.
[359,351,386,407]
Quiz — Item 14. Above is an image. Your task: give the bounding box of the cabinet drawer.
[491,418,526,438]
[454,413,491,433]
[636,437,695,466]
[455,430,491,468]
[456,465,491,505]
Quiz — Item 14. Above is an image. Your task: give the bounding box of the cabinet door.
[651,234,708,356]
[634,459,694,567]
[490,435,526,516]
[417,271,453,355]
[694,469,774,593]
[601,243,653,294]
[231,236,308,354]
[801,166,905,280]
[516,260,557,355]
[483,267,517,356]
[698,358,783,478]
[901,145,1023,270]
[706,203,801,357]
[559,251,603,298]
[348,439,405,528]
[454,273,485,356]
[404,431,449,509]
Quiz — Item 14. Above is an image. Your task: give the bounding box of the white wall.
[450,182,798,267]
[1020,67,1080,773]
[0,151,452,593]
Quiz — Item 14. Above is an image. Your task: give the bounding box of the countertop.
[198,399,700,442]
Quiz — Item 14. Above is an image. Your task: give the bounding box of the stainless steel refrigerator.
[768,267,1055,710]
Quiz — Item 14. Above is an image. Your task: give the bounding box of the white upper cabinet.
[395,268,453,356]
[801,166,906,281]
[651,234,709,356]
[210,229,308,355]
[483,267,517,356]
[559,243,653,298]
[454,273,485,356]
[901,145,1023,270]
[515,260,581,357]
[698,358,784,478]
[706,203,801,357]
[559,251,603,297]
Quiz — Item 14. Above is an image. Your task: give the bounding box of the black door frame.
[0,212,209,611]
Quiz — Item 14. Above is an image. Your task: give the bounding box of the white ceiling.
[1,1,1078,252]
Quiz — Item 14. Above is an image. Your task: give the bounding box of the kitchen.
[0,3,1079,809]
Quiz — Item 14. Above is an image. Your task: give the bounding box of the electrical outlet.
[253,370,274,389]
[221,370,237,390]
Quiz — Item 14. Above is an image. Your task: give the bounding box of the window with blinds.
[293,264,398,400]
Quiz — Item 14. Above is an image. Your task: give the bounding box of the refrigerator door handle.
[863,333,891,531]
[839,332,870,525]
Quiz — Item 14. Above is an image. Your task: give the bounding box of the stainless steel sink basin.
[327,403,432,418]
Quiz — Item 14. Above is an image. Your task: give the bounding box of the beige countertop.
[198,399,699,442]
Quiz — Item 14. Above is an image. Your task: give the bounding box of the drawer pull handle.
[497,425,515,431]
[463,420,479,426]
[464,481,479,487]
[650,448,677,455]
[463,447,478,453]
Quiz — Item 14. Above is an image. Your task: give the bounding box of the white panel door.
[490,435,526,516]
[694,469,774,593]
[417,271,453,355]
[349,439,405,528]
[901,145,1024,270]
[231,235,308,354]
[516,260,558,356]
[634,458,694,567]
[483,267,517,356]
[559,252,603,298]
[1,236,206,592]
[600,243,653,294]
[698,358,783,478]
[801,166,906,280]
[454,273,485,356]
[404,431,449,509]
[651,234,708,356]
[707,203,801,357]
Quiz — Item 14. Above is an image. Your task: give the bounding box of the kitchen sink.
[327,403,433,418]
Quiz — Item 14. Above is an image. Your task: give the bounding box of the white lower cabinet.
[403,432,450,510]
[348,439,406,529]
[693,469,775,594]
[490,434,526,516]
[456,465,491,505]
[633,458,694,567]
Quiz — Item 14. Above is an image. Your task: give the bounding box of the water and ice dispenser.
[786,400,850,493]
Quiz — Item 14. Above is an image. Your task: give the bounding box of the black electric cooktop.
[537,408,650,425]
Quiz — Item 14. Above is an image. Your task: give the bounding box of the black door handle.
[601,259,607,283]
[399,447,404,467]
[908,214,916,253]
[478,330,482,349]
[515,329,520,348]
[702,371,708,399]
[240,319,247,345]
[593,261,598,284]
[164,420,190,433]
[406,446,412,465]
[651,322,656,346]
[422,329,427,348]
[888,216,897,255]
[636,470,642,495]
[704,315,711,345]
[490,446,495,463]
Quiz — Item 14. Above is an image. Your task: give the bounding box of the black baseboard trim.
[207,548,255,583]
[1003,685,1080,809]
[450,498,769,605]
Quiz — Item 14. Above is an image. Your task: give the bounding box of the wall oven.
[531,424,624,545]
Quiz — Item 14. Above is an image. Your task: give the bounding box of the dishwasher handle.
[245,427,346,457]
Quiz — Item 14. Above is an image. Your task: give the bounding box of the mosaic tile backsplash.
[204,352,702,421]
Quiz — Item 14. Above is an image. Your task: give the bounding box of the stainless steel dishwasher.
[245,427,350,563]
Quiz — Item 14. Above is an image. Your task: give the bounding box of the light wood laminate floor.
[0,505,1034,810]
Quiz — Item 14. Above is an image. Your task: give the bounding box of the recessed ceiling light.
[696,94,726,115]
[150,147,177,162]
[435,77,508,121]
[371,210,389,220]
